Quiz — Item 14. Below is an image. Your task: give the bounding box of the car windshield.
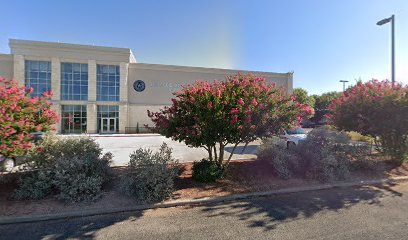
[286,127,306,135]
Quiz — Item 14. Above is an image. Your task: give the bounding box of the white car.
[273,127,308,149]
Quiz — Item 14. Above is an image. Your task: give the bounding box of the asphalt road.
[64,135,260,166]
[2,182,408,240]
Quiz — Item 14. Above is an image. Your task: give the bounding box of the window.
[61,63,88,100]
[25,60,51,98]
[61,105,87,134]
[97,64,120,101]
[97,105,119,133]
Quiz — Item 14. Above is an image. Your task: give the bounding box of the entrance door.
[101,118,116,133]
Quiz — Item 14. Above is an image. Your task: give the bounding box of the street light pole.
[339,80,349,92]
[391,15,395,86]
[377,14,395,86]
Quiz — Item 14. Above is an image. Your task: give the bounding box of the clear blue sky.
[1,0,406,94]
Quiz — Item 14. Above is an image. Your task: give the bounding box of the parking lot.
[62,134,260,166]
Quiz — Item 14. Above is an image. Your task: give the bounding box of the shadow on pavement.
[0,211,144,240]
[200,183,403,231]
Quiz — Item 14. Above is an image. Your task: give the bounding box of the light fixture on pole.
[339,80,349,91]
[377,15,395,86]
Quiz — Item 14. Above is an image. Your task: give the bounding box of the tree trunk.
[218,142,224,166]
[214,145,218,164]
[207,146,213,161]
[223,142,240,170]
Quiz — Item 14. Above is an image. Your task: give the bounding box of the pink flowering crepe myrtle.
[148,74,310,167]
[328,79,408,162]
[0,76,59,159]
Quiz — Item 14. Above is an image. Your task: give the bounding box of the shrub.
[349,157,379,171]
[256,140,301,179]
[13,137,112,202]
[12,170,53,200]
[294,127,369,181]
[329,80,408,163]
[52,152,112,202]
[257,127,370,182]
[192,159,224,182]
[120,143,178,203]
[29,135,105,167]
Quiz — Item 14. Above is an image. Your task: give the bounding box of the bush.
[256,140,301,179]
[12,170,53,200]
[350,157,379,171]
[52,152,112,202]
[13,137,112,202]
[192,159,224,182]
[257,127,370,182]
[294,127,370,181]
[120,143,178,203]
[28,135,106,168]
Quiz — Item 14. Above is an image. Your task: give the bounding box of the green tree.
[292,88,315,108]
[311,91,341,124]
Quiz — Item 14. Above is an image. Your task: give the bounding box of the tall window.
[61,105,87,134]
[97,64,120,101]
[61,63,88,100]
[25,60,51,98]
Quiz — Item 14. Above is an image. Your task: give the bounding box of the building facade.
[0,39,293,134]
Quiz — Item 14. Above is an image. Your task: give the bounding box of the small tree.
[328,80,408,163]
[311,91,341,124]
[0,77,58,159]
[148,74,311,168]
[292,88,315,122]
[292,88,315,109]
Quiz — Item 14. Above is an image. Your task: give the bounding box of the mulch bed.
[0,158,407,218]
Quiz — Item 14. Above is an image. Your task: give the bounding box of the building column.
[51,58,61,101]
[87,103,98,134]
[119,104,128,134]
[13,55,25,86]
[119,62,128,102]
[88,60,97,101]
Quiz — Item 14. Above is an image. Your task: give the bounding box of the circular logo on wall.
[133,80,146,92]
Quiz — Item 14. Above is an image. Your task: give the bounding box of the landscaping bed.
[1,158,407,219]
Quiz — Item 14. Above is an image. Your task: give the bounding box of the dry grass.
[347,131,374,143]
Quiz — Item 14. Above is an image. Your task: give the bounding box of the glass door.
[109,118,116,133]
[100,118,116,133]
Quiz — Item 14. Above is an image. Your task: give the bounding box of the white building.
[0,39,293,134]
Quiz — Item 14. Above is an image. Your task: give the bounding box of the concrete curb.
[60,134,161,138]
[1,176,408,225]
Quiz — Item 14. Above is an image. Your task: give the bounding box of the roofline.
[129,62,292,77]
[9,39,132,54]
